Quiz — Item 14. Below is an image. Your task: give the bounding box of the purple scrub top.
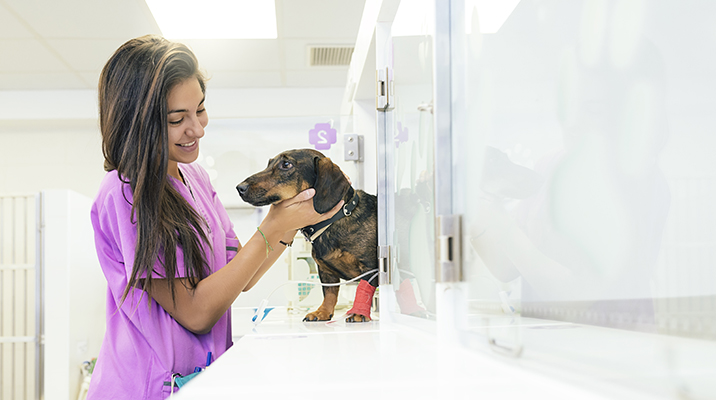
[87,163,239,399]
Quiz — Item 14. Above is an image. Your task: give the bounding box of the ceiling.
[0,0,366,91]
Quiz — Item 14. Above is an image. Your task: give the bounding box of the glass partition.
[453,0,716,396]
[381,0,437,321]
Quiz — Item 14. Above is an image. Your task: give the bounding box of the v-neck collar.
[168,164,193,199]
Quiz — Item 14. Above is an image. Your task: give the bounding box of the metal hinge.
[378,245,391,285]
[376,67,395,111]
[436,214,462,282]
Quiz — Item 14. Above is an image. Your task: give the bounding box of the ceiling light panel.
[145,0,277,39]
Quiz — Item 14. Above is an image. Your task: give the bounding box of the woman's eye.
[169,119,183,126]
[279,161,293,170]
[197,108,206,115]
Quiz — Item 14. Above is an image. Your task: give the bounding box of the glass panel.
[456,0,716,396]
[385,0,437,319]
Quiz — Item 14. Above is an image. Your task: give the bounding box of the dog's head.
[236,148,351,214]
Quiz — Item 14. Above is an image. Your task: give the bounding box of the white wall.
[0,120,105,199]
[42,190,105,400]
[352,99,378,195]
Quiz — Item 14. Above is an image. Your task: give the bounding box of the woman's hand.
[262,188,344,234]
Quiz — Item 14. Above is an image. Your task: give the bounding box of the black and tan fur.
[236,149,377,322]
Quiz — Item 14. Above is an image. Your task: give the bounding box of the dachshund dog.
[236,149,378,322]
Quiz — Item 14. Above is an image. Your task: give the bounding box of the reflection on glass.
[457,0,716,395]
[460,0,716,337]
[390,6,436,318]
[513,31,670,326]
[393,110,435,317]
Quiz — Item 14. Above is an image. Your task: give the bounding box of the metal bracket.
[436,214,462,283]
[376,67,395,111]
[343,134,364,161]
[378,245,391,285]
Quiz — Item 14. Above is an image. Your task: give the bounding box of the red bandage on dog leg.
[396,278,425,315]
[346,279,376,320]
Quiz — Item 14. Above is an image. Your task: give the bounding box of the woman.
[87,35,343,399]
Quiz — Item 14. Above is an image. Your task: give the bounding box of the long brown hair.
[98,35,210,306]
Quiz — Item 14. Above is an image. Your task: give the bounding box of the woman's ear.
[313,157,350,214]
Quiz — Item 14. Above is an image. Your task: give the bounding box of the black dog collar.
[301,194,359,243]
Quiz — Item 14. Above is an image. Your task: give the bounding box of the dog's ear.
[313,157,350,214]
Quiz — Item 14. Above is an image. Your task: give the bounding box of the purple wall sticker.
[309,122,337,150]
[395,121,408,147]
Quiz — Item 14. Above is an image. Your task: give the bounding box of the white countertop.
[171,307,672,400]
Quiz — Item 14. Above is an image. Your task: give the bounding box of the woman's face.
[166,77,208,166]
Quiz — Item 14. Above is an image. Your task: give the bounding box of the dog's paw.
[303,310,333,322]
[346,313,371,323]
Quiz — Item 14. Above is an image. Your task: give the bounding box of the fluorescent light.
[145,0,277,39]
[392,0,519,36]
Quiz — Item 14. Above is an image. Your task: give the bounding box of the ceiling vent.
[309,46,354,66]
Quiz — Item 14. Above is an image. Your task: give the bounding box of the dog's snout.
[236,182,249,196]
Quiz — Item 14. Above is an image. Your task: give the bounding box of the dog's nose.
[236,182,248,196]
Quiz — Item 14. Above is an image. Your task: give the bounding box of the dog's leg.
[303,264,339,322]
[346,280,376,322]
[303,286,338,321]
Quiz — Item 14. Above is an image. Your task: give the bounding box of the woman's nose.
[187,117,205,138]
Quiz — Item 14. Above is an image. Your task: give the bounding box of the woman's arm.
[147,189,342,334]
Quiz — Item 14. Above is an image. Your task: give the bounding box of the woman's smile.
[177,140,198,150]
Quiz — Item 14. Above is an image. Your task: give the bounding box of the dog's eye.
[279,160,293,170]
